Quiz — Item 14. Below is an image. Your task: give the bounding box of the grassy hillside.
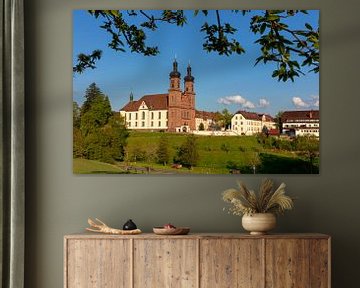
[126,132,262,172]
[74,132,319,174]
[73,158,127,174]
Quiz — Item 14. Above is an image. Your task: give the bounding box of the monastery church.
[120,59,318,137]
[120,59,196,133]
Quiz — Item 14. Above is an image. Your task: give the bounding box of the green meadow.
[73,158,127,174]
[73,131,319,174]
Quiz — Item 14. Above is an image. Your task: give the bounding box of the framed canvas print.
[73,10,319,174]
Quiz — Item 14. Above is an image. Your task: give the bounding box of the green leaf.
[272,70,279,78]
[260,23,267,34]
[267,14,280,21]
[305,23,313,30]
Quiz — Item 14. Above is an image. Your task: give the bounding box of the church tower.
[168,59,182,132]
[167,59,196,132]
[184,64,195,94]
[183,63,196,131]
[169,59,181,91]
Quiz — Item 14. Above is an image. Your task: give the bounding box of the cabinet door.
[66,239,131,288]
[266,239,309,288]
[309,239,330,288]
[200,239,264,288]
[134,239,198,288]
[265,239,329,288]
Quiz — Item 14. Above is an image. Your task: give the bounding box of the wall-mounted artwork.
[73,10,319,174]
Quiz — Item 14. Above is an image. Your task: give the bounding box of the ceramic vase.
[242,213,276,235]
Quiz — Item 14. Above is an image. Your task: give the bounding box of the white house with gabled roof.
[231,111,276,135]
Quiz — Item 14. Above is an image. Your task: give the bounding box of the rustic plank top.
[64,232,330,240]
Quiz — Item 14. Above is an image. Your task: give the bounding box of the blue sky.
[73,10,319,116]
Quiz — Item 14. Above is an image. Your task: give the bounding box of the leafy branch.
[251,10,319,81]
[73,10,319,82]
[73,49,102,74]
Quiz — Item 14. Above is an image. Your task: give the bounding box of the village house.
[231,111,276,135]
[281,110,319,137]
[195,110,218,131]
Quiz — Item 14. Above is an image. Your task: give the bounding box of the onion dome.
[184,64,194,82]
[169,59,181,78]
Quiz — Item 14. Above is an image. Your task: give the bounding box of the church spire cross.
[187,64,192,76]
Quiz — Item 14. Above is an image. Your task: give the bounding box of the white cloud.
[310,95,319,107]
[243,101,256,109]
[217,95,255,109]
[292,95,319,108]
[217,95,247,105]
[217,98,231,105]
[292,96,310,108]
[258,98,270,108]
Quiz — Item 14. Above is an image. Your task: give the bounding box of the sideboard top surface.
[64,232,330,240]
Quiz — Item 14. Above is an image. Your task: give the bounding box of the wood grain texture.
[66,239,131,288]
[265,239,310,288]
[64,234,330,288]
[65,233,330,240]
[133,239,198,288]
[310,239,330,288]
[200,239,264,288]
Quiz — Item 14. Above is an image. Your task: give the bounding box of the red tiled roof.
[262,114,275,122]
[120,94,168,111]
[235,111,259,120]
[195,110,218,120]
[235,111,274,121]
[281,110,319,122]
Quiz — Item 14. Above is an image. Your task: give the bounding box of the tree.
[80,93,113,136]
[198,122,205,131]
[174,134,199,169]
[262,125,269,137]
[156,135,170,165]
[82,114,128,163]
[220,109,233,130]
[81,82,104,115]
[101,113,129,161]
[74,10,319,82]
[73,127,85,158]
[274,111,283,133]
[74,83,129,163]
[73,101,81,129]
[293,135,319,173]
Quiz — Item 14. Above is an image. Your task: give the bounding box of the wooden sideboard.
[64,233,330,288]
